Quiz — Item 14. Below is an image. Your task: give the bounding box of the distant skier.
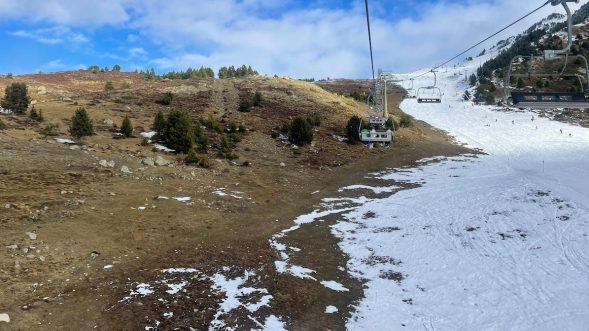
[512,120,514,124]
[531,116,535,121]
[560,129,563,134]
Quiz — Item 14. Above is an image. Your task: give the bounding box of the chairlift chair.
[417,86,442,103]
[405,78,417,99]
[417,70,442,103]
[504,0,589,109]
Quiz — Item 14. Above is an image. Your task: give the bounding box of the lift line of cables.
[364,0,376,81]
[405,0,555,80]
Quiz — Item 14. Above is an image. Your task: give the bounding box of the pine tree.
[152,110,167,138]
[121,116,133,138]
[69,107,94,139]
[253,91,262,107]
[160,91,173,105]
[238,100,252,112]
[289,117,313,146]
[469,74,478,87]
[163,110,194,153]
[2,82,31,114]
[346,116,362,142]
[112,64,121,72]
[29,106,44,122]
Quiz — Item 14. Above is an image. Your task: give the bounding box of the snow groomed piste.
[271,49,589,329]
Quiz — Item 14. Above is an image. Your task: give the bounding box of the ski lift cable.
[365,0,376,81]
[409,0,553,80]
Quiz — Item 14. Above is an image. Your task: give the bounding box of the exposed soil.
[0,72,470,330]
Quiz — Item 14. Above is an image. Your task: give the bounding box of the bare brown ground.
[0,72,470,330]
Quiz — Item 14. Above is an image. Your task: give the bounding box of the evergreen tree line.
[218,65,258,79]
[162,66,215,79]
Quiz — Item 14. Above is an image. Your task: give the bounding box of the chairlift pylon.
[504,0,589,109]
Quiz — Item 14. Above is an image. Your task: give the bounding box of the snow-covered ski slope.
[335,58,589,330]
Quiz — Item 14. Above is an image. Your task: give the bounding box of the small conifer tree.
[288,117,313,146]
[69,107,94,139]
[121,116,133,138]
[2,82,31,114]
[163,110,194,153]
[152,110,167,139]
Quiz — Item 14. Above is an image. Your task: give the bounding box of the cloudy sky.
[0,0,582,78]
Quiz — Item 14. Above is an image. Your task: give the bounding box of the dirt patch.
[0,74,472,330]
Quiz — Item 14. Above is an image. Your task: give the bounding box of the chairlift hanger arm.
[545,0,580,59]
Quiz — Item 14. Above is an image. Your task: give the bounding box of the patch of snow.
[153,144,175,153]
[213,188,244,199]
[173,197,191,202]
[320,280,349,292]
[325,306,338,314]
[131,283,154,297]
[103,265,113,269]
[210,271,279,330]
[165,281,187,295]
[259,315,287,331]
[338,185,398,194]
[141,131,157,139]
[55,138,76,145]
[162,268,198,273]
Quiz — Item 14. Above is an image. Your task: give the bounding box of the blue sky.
[0,0,581,78]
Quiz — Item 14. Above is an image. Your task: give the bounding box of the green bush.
[2,82,31,114]
[121,116,133,138]
[160,91,173,105]
[152,110,166,138]
[163,110,194,153]
[306,115,321,127]
[112,64,121,72]
[224,152,238,160]
[220,136,230,152]
[399,113,413,128]
[202,116,222,132]
[40,123,59,136]
[120,80,131,89]
[185,149,200,164]
[253,91,262,107]
[104,81,114,91]
[346,115,362,142]
[194,123,208,151]
[288,117,313,146]
[29,106,44,122]
[385,117,397,130]
[228,133,242,143]
[238,100,252,112]
[69,107,94,139]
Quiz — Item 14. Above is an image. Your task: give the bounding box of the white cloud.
[0,0,584,77]
[11,26,89,45]
[0,0,130,26]
[128,0,584,77]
